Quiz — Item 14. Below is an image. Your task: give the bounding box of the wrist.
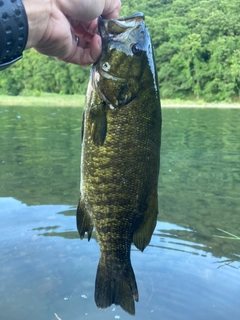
[0,0,28,70]
[22,0,51,49]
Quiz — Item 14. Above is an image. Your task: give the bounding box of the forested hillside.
[0,0,239,101]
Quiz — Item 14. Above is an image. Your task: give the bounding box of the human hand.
[22,0,121,66]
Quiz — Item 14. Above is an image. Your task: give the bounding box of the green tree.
[0,0,239,102]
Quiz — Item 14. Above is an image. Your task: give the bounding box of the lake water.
[0,106,240,320]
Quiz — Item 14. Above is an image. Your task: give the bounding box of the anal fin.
[133,189,158,252]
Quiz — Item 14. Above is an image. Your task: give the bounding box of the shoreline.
[0,94,240,108]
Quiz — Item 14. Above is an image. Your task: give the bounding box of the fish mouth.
[98,12,144,39]
[97,12,146,77]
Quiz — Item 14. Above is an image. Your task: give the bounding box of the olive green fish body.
[77,12,161,315]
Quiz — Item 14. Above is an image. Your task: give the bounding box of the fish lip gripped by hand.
[96,12,147,79]
[92,13,152,108]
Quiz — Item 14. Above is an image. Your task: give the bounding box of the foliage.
[0,0,239,101]
[0,50,90,96]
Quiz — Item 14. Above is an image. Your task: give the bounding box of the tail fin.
[94,256,138,315]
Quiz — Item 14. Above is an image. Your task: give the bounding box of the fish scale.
[77,12,161,315]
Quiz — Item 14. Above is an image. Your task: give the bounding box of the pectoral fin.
[89,102,107,146]
[76,195,93,241]
[133,188,158,252]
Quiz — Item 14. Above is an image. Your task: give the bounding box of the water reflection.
[153,222,240,268]
[152,222,208,256]
[22,202,240,268]
[1,197,240,319]
[1,106,240,319]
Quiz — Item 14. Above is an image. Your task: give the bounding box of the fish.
[76,12,161,315]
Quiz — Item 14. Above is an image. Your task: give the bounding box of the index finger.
[58,0,121,21]
[101,0,121,19]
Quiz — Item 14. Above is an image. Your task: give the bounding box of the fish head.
[91,13,158,108]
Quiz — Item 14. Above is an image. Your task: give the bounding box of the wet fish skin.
[77,12,161,315]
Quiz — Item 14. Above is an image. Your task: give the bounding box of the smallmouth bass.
[77,12,161,315]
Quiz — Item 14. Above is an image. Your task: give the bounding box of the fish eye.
[132,44,143,56]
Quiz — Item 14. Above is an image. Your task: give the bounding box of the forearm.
[0,0,121,70]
